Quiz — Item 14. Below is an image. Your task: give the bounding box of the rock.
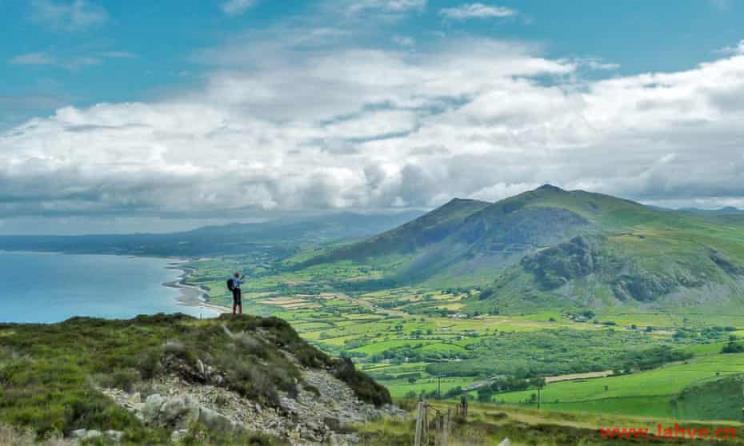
[101,362,403,445]
[171,428,189,443]
[160,396,192,425]
[143,394,165,423]
[197,406,232,431]
[105,430,124,442]
[84,430,102,440]
[323,416,341,432]
[71,429,88,439]
[128,392,142,405]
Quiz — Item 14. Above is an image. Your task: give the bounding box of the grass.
[358,401,744,445]
[187,257,744,412]
[0,313,389,443]
[492,347,744,420]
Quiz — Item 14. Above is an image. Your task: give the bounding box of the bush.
[721,342,744,354]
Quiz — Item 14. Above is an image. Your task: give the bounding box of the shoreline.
[163,260,230,316]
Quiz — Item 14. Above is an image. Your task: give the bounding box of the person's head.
[234,272,240,278]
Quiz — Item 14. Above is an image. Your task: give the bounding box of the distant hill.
[0,211,423,257]
[305,185,744,311]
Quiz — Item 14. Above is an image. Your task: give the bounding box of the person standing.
[228,272,244,315]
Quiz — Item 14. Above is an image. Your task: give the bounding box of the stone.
[197,406,233,431]
[84,430,102,440]
[105,430,124,442]
[171,428,189,443]
[143,394,165,423]
[71,429,88,439]
[160,396,193,425]
[323,416,341,432]
[128,392,142,405]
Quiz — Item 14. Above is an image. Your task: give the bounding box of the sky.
[1,0,744,234]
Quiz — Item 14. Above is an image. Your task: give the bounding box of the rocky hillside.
[0,314,400,445]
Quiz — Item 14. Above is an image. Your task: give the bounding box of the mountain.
[307,185,744,311]
[0,314,397,445]
[0,211,423,257]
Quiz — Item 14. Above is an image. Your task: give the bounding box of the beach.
[164,260,228,316]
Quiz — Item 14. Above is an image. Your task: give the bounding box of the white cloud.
[576,57,620,71]
[346,0,427,15]
[440,3,516,20]
[8,51,134,70]
[31,0,108,32]
[717,40,744,56]
[9,52,56,66]
[3,13,744,218]
[220,0,256,16]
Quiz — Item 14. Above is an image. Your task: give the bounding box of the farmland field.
[185,255,744,422]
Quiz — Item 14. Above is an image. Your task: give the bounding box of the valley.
[180,185,744,424]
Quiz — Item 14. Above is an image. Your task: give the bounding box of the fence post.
[423,403,428,445]
[414,401,424,446]
[442,408,450,446]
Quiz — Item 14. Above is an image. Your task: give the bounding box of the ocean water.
[0,251,218,323]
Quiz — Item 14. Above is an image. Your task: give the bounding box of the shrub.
[721,342,744,354]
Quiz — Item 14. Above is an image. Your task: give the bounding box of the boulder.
[143,394,165,423]
[197,406,233,431]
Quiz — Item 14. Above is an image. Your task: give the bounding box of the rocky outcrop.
[521,236,601,290]
[102,363,402,445]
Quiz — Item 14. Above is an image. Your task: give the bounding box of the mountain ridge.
[302,186,744,310]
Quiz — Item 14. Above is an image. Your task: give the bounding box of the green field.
[186,255,744,422]
[495,343,744,419]
[180,187,744,424]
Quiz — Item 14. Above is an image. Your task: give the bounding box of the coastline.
[163,260,229,316]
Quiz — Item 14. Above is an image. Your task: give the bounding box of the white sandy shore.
[163,260,230,316]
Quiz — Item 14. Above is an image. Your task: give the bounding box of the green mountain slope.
[307,185,744,311]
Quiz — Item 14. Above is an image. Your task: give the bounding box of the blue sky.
[1,0,744,233]
[2,0,741,127]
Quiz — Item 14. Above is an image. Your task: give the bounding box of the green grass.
[493,348,744,420]
[187,254,744,418]
[358,400,744,445]
[0,313,389,443]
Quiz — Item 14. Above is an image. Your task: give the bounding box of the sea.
[0,251,219,323]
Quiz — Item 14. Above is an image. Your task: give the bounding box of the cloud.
[9,53,56,66]
[30,0,108,32]
[346,0,427,15]
[717,40,744,56]
[575,57,620,71]
[220,0,256,16]
[440,3,516,20]
[8,51,135,70]
[3,9,744,218]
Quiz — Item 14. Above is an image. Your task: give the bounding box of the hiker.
[228,272,244,315]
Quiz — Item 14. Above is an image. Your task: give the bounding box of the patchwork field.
[185,256,744,423]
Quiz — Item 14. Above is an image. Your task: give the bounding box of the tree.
[477,388,493,403]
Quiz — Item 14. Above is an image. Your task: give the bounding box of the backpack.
[226,278,235,291]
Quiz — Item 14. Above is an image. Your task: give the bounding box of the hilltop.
[0,314,398,445]
[300,185,744,312]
